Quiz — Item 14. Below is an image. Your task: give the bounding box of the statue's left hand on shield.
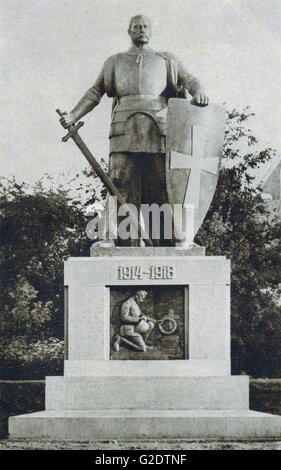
[193,92,209,106]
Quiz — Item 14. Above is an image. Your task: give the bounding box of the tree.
[196,106,281,377]
[0,176,91,378]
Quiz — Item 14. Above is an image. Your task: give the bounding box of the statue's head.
[128,15,152,46]
[134,290,147,303]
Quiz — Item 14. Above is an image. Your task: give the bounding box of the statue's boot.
[119,336,147,352]
[113,335,121,351]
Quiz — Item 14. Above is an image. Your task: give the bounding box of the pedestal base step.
[9,409,281,440]
[45,375,249,410]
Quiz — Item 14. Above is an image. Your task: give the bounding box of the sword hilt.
[56,108,84,142]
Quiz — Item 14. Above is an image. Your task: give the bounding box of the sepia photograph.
[0,0,281,454]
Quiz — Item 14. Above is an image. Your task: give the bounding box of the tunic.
[119,296,151,340]
[73,46,199,155]
[120,296,142,324]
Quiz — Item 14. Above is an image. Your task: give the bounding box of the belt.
[110,95,167,138]
[116,96,167,115]
[119,94,163,102]
[118,95,167,105]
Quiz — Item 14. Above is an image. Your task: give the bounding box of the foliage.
[0,277,54,337]
[0,381,45,438]
[0,337,64,380]
[250,379,281,416]
[0,275,64,379]
[0,177,90,378]
[0,177,91,337]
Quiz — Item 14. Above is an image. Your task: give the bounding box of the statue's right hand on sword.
[56,108,154,247]
[59,112,75,129]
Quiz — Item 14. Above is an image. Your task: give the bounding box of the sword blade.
[57,111,153,246]
[71,133,153,246]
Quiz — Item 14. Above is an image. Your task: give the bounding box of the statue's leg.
[109,153,141,246]
[121,326,147,352]
[121,334,147,352]
[120,325,147,352]
[143,320,155,344]
[142,153,174,246]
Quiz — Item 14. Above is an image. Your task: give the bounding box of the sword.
[56,109,153,247]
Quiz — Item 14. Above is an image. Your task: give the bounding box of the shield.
[166,99,226,237]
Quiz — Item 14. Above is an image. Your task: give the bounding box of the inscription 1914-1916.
[117,265,175,280]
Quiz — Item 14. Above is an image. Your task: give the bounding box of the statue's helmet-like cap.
[128,14,152,31]
[135,289,147,297]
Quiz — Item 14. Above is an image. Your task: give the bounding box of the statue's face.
[128,16,152,45]
[135,291,147,303]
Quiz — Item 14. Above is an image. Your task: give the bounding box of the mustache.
[137,32,149,38]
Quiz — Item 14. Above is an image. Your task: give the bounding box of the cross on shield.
[170,125,219,209]
[166,99,226,238]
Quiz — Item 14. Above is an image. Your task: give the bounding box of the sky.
[1,0,281,187]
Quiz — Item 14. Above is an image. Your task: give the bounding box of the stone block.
[45,376,249,411]
[64,255,230,286]
[189,284,230,360]
[9,410,281,440]
[64,359,231,377]
[64,255,231,364]
[90,245,205,257]
[67,285,110,360]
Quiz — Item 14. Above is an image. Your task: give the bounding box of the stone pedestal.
[9,248,281,439]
